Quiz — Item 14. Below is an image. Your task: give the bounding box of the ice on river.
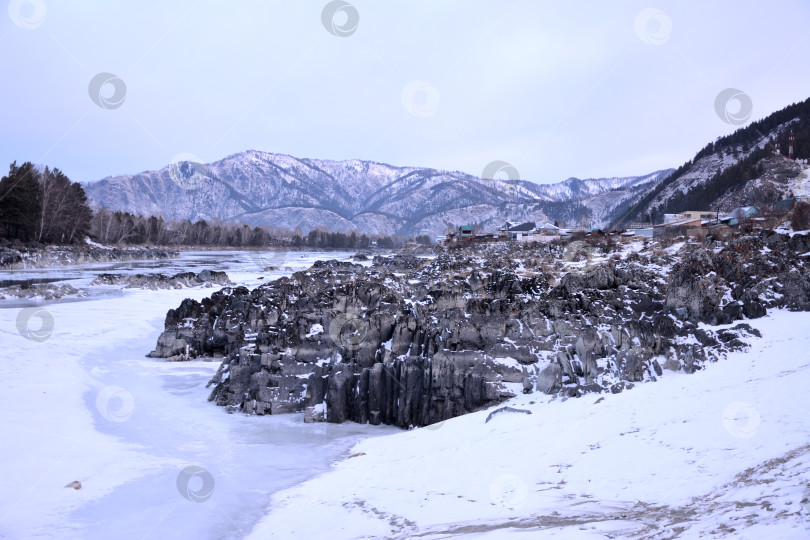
[0,250,395,539]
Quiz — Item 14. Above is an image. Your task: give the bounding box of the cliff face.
[149,231,810,428]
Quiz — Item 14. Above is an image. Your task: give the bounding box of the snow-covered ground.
[248,310,810,539]
[3,249,809,539]
[0,250,397,539]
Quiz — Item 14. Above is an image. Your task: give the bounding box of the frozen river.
[0,250,397,539]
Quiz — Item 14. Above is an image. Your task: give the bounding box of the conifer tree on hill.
[0,161,42,241]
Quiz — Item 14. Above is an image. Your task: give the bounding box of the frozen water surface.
[0,250,396,539]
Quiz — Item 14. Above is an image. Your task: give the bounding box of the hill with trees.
[612,96,810,227]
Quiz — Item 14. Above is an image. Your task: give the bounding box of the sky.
[1,0,809,185]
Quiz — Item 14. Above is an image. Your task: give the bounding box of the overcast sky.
[1,0,809,184]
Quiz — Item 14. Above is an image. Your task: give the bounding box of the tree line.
[0,162,92,243]
[91,209,402,248]
[694,96,810,162]
[0,161,403,249]
[89,209,283,246]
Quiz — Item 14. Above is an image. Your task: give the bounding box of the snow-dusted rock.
[148,231,810,428]
[0,282,84,300]
[0,243,178,269]
[92,269,231,291]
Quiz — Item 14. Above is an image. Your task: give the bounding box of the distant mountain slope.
[712,154,810,212]
[84,150,672,235]
[613,96,810,227]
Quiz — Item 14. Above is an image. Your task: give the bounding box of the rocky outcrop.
[0,282,85,300]
[0,269,224,303]
[665,231,810,322]
[149,231,810,428]
[92,269,231,290]
[485,406,532,423]
[0,241,178,269]
[0,247,22,267]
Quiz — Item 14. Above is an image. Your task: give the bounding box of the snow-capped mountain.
[84,151,672,235]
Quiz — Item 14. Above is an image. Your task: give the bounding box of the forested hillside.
[613,97,810,227]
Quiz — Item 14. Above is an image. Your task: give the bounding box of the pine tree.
[0,162,42,241]
[64,181,92,243]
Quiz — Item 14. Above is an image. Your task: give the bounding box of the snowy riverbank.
[0,250,396,539]
[248,310,810,539]
[0,241,178,270]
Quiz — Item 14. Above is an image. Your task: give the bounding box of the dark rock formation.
[0,282,84,300]
[92,270,231,290]
[149,231,810,428]
[0,247,22,267]
[0,243,178,269]
[665,232,810,321]
[485,406,532,423]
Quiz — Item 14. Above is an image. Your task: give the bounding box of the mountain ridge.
[84,149,673,236]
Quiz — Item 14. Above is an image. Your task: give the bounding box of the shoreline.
[0,244,179,270]
[0,241,406,271]
[1,249,395,539]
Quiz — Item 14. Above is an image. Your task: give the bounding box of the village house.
[719,206,760,227]
[535,222,561,236]
[663,210,716,224]
[458,225,475,239]
[498,222,516,239]
[492,221,565,242]
[648,210,715,238]
[442,225,484,246]
[625,221,653,229]
[775,195,810,213]
[654,218,701,236]
[502,221,536,241]
[775,198,797,213]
